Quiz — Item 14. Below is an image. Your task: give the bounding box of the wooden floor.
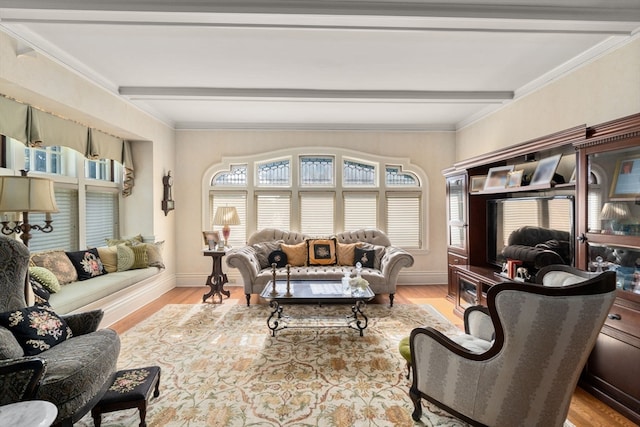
[111,285,636,427]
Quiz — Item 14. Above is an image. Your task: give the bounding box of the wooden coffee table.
[259,279,375,337]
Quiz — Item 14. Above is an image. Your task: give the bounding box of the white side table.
[0,400,57,427]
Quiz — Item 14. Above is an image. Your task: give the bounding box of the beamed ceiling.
[1,1,639,131]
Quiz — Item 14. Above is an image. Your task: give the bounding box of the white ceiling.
[1,1,639,131]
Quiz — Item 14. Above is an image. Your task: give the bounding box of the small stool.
[92,366,161,427]
[398,336,411,379]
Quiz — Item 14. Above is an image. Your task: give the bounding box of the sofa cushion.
[0,304,72,356]
[268,250,288,268]
[106,234,144,246]
[97,246,118,273]
[307,239,337,266]
[336,242,362,266]
[359,243,386,269]
[354,247,375,268]
[252,240,283,269]
[29,266,61,293]
[144,241,166,269]
[117,245,148,271]
[29,276,51,304]
[66,248,107,281]
[30,250,78,285]
[281,242,307,266]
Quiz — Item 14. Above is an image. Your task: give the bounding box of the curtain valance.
[0,94,135,196]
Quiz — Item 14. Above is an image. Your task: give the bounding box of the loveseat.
[226,228,414,307]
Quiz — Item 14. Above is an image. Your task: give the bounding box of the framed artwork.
[470,175,486,193]
[610,156,640,199]
[202,230,220,249]
[484,166,514,191]
[530,154,562,186]
[506,170,523,188]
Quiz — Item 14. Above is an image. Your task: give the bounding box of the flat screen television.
[487,195,575,267]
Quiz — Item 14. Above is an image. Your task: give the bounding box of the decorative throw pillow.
[354,247,376,269]
[336,242,363,266]
[307,239,337,265]
[359,243,386,269]
[28,266,60,293]
[252,241,283,269]
[29,250,78,285]
[0,304,72,356]
[281,242,307,267]
[96,246,118,273]
[105,234,144,247]
[117,245,148,271]
[66,248,107,281]
[29,276,50,304]
[144,241,165,269]
[268,250,288,268]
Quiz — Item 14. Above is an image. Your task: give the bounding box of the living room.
[1,1,640,426]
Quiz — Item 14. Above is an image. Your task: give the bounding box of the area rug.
[75,303,568,426]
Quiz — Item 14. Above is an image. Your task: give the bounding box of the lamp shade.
[0,175,58,213]
[600,202,631,221]
[213,206,240,226]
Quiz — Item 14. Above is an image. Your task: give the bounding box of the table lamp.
[600,201,631,234]
[213,206,240,247]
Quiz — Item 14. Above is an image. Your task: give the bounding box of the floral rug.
[75,302,562,427]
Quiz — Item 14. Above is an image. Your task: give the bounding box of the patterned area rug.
[76,303,568,426]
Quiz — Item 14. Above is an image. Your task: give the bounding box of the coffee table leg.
[266,300,284,337]
[350,300,369,337]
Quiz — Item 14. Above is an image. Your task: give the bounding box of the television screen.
[487,195,574,267]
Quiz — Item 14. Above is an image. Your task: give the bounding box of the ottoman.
[91,366,161,427]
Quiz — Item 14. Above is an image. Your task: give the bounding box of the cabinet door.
[446,174,467,253]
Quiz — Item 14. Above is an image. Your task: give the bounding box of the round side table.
[0,400,58,427]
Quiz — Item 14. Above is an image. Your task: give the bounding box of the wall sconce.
[161,171,174,216]
[213,206,240,247]
[0,170,58,247]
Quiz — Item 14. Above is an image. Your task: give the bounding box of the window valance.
[0,94,135,196]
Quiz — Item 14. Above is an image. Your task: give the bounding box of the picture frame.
[610,156,640,199]
[202,230,221,249]
[530,154,562,186]
[506,169,523,188]
[484,166,514,191]
[470,175,487,193]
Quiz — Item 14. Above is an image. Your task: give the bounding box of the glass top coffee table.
[259,279,375,337]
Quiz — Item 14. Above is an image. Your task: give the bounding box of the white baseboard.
[68,271,176,327]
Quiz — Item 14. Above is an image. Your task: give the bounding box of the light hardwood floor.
[111,285,636,427]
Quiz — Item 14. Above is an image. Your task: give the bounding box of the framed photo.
[506,170,523,188]
[484,166,514,191]
[530,154,562,186]
[610,156,640,199]
[470,175,486,193]
[202,230,220,249]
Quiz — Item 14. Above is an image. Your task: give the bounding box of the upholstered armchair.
[0,236,121,427]
[409,266,616,426]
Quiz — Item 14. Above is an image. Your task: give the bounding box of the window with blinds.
[209,192,247,247]
[85,190,118,248]
[386,193,421,248]
[256,193,291,230]
[344,192,377,230]
[300,192,334,236]
[28,188,79,252]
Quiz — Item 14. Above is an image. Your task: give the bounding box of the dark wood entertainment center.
[443,113,640,424]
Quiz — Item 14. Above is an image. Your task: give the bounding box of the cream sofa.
[226,228,414,307]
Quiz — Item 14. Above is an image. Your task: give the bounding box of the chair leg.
[409,387,422,422]
[405,362,411,380]
[245,294,251,306]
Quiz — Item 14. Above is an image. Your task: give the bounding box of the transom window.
[208,148,425,249]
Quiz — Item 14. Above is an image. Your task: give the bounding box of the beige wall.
[174,130,455,286]
[0,32,177,276]
[456,37,640,161]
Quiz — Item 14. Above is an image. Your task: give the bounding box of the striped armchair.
[409,266,616,426]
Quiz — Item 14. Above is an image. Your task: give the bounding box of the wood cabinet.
[573,113,640,425]
[443,113,640,423]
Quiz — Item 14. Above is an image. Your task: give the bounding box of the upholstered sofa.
[0,236,120,427]
[226,228,414,307]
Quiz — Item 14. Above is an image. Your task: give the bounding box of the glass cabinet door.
[446,174,467,252]
[586,144,640,295]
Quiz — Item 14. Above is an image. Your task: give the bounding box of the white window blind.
[386,193,421,248]
[300,192,334,236]
[344,192,377,230]
[85,190,118,248]
[547,198,573,232]
[210,192,247,247]
[28,188,79,252]
[256,193,291,230]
